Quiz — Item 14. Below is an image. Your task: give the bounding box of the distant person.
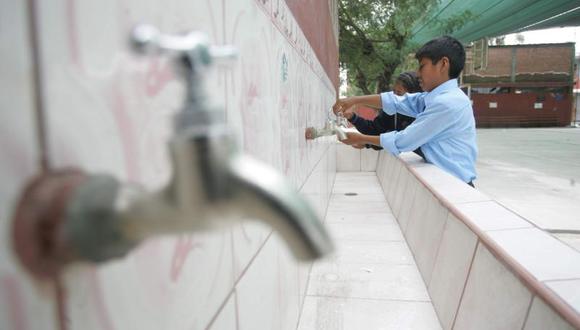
[333,36,477,186]
[336,71,423,152]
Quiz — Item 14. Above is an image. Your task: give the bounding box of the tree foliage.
[338,0,473,94]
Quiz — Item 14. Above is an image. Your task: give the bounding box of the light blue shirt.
[380,79,477,183]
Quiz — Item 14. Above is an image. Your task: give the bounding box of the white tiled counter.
[374,151,580,330]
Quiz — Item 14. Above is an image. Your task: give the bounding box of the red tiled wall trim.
[285,0,339,90]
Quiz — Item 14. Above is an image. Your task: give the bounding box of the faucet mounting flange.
[12,169,87,277]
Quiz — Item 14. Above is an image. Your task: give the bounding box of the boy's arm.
[340,132,381,147]
[339,101,459,151]
[380,91,426,118]
[380,101,464,154]
[332,95,381,115]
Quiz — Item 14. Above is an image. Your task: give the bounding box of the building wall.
[473,92,572,127]
[464,43,574,127]
[0,0,338,329]
[465,43,574,84]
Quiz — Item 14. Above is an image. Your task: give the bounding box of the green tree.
[339,0,474,94]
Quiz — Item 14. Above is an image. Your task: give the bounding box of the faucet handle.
[131,24,238,129]
[130,24,238,72]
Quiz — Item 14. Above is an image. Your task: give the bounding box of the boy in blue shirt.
[334,36,477,186]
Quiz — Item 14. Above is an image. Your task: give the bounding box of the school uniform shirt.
[379,79,477,183]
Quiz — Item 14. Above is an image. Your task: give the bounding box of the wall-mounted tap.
[305,109,349,140]
[12,25,334,278]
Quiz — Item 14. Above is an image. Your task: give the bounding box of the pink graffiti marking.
[109,82,140,182]
[245,81,259,108]
[53,276,69,330]
[65,0,81,69]
[144,59,174,97]
[169,236,202,282]
[88,269,116,330]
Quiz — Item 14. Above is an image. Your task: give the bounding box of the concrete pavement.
[475,127,580,251]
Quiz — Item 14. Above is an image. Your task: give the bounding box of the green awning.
[410,0,580,45]
[519,6,580,32]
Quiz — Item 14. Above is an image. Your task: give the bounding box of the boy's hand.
[332,98,356,119]
[339,132,363,146]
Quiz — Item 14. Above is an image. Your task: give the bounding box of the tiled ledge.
[376,151,579,330]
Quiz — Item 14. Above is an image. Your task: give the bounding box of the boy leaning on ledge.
[333,36,478,187]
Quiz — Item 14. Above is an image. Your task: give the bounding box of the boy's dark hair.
[396,71,423,93]
[415,36,465,79]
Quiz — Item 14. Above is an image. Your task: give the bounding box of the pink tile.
[545,279,580,315]
[404,195,449,284]
[324,212,397,225]
[391,171,411,217]
[386,164,403,205]
[396,176,420,229]
[428,214,478,330]
[327,224,404,242]
[523,296,574,330]
[324,240,415,265]
[376,152,386,179]
[236,235,301,330]
[298,296,442,330]
[336,143,360,172]
[399,152,425,166]
[454,245,532,330]
[308,263,430,301]
[412,165,491,204]
[487,228,580,281]
[208,292,237,330]
[361,148,379,171]
[231,221,272,278]
[455,201,533,231]
[402,186,432,235]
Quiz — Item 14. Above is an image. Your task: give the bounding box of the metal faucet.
[305,109,349,140]
[11,25,334,277]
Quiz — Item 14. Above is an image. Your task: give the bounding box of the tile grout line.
[204,288,237,330]
[297,147,336,329]
[520,295,535,330]
[543,277,580,283]
[305,294,432,304]
[451,239,480,330]
[26,0,50,172]
[205,226,268,330]
[205,230,274,329]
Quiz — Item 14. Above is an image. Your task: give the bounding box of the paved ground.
[475,128,580,251]
[299,173,441,330]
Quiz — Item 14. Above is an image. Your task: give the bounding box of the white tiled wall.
[2,0,337,328]
[0,1,59,330]
[336,143,379,172]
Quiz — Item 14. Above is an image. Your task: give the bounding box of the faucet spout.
[228,155,333,260]
[118,127,334,261]
[305,110,349,141]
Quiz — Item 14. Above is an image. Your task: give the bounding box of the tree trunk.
[355,67,372,95]
[376,75,390,93]
[376,62,399,93]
